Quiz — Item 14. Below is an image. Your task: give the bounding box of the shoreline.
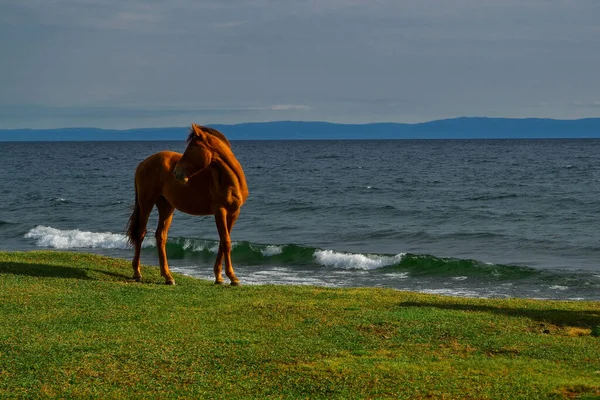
[3,249,600,303]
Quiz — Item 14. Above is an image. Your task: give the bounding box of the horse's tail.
[126,182,141,247]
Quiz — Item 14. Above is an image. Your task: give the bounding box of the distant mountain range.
[2,117,600,141]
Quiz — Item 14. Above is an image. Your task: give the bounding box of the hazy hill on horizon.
[2,117,600,141]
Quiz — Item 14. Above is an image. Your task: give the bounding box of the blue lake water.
[1,139,599,300]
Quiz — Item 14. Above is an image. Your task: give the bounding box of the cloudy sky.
[1,0,600,128]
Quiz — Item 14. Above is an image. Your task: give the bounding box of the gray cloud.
[1,0,600,128]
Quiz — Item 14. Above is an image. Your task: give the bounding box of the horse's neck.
[210,150,248,197]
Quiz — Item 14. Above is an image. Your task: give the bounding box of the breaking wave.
[21,225,600,299]
[24,225,545,280]
[24,225,155,249]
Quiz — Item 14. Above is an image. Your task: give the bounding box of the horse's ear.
[191,123,207,140]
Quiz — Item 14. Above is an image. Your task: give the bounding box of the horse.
[126,123,249,285]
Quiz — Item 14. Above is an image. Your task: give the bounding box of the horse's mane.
[187,125,231,148]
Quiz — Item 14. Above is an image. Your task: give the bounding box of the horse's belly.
[162,178,214,216]
[170,197,213,215]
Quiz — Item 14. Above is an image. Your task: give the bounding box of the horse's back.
[136,151,182,176]
[134,151,181,201]
[134,151,215,215]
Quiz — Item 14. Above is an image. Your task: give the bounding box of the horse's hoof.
[214,280,224,285]
[165,280,176,286]
[230,281,241,287]
[133,276,142,282]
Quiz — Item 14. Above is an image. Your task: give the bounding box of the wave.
[467,193,519,201]
[48,196,69,203]
[23,226,546,281]
[314,250,404,270]
[24,225,155,249]
[392,254,540,280]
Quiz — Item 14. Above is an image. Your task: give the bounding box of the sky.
[1,0,600,129]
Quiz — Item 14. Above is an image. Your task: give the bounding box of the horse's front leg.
[214,207,240,286]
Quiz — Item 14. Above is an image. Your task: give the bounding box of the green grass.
[1,251,599,399]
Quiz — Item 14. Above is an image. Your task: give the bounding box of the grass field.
[0,251,599,399]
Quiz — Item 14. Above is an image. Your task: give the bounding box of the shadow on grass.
[87,268,131,280]
[399,301,600,329]
[0,261,130,281]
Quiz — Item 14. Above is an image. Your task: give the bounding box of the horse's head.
[173,123,214,183]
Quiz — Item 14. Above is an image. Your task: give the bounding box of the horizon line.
[3,115,600,131]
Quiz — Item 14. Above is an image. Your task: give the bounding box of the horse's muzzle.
[173,167,189,183]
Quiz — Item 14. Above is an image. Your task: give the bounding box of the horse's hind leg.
[131,202,152,282]
[156,196,176,285]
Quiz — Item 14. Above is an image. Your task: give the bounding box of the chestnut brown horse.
[126,123,249,285]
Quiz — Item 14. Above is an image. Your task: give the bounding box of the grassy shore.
[0,251,599,399]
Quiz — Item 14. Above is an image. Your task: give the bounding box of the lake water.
[1,139,599,300]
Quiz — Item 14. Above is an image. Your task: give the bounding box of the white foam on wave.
[314,249,405,270]
[381,272,410,279]
[261,245,284,256]
[171,266,333,287]
[180,239,220,253]
[24,225,155,249]
[548,285,568,291]
[420,288,483,298]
